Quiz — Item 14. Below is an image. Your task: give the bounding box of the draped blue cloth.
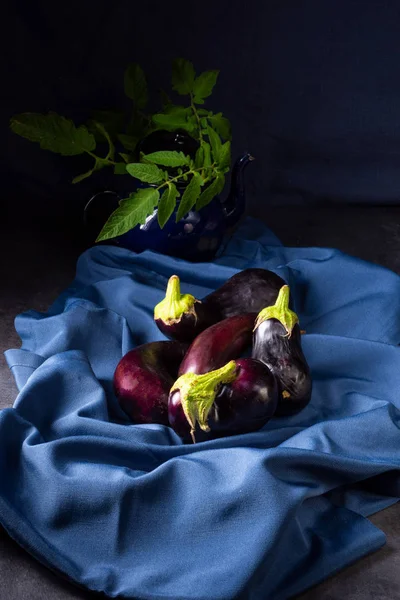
[2,218,400,600]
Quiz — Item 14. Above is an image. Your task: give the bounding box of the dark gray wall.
[3,0,400,226]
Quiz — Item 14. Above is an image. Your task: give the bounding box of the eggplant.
[154,275,215,342]
[178,313,256,376]
[204,268,287,318]
[114,341,188,425]
[252,285,312,416]
[154,268,286,342]
[169,358,278,442]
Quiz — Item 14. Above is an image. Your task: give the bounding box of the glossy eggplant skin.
[155,301,216,343]
[204,268,286,319]
[178,313,256,376]
[169,358,278,442]
[155,269,286,342]
[114,341,188,425]
[252,320,312,416]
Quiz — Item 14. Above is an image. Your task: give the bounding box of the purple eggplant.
[169,358,278,442]
[114,341,188,425]
[154,275,215,342]
[178,313,256,376]
[252,285,312,416]
[154,269,286,342]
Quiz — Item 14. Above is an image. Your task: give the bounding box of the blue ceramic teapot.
[83,133,253,262]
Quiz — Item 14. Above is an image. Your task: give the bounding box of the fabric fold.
[1,217,400,599]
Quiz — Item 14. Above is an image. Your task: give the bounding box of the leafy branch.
[9,58,233,240]
[9,62,153,183]
[96,140,229,242]
[96,58,232,241]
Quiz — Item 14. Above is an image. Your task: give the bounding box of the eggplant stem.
[154,275,199,323]
[171,361,238,433]
[254,285,299,336]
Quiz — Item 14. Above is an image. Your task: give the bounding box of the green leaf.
[92,121,115,160]
[72,157,109,184]
[119,152,131,163]
[207,126,222,163]
[126,163,163,183]
[176,173,203,221]
[219,141,231,170]
[117,134,139,152]
[87,119,106,143]
[208,113,232,141]
[196,174,225,211]
[10,113,96,156]
[72,170,94,184]
[194,146,204,169]
[187,116,199,136]
[192,70,219,104]
[160,89,173,109]
[126,112,149,138]
[164,104,189,115]
[157,183,179,228]
[124,63,148,108]
[152,109,195,133]
[171,58,196,95]
[143,151,189,167]
[96,188,160,242]
[203,142,212,168]
[114,163,127,175]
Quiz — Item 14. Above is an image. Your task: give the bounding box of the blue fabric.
[2,217,400,600]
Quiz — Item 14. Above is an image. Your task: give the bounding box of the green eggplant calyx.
[171,361,238,436]
[254,284,299,336]
[154,275,199,323]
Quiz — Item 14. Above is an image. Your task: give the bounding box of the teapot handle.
[83,190,120,245]
[222,153,254,228]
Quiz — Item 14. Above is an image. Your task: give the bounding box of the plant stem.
[102,129,115,162]
[190,94,203,145]
[85,150,116,166]
[156,163,216,192]
[86,150,98,160]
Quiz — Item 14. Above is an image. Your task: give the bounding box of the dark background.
[4,0,400,231]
